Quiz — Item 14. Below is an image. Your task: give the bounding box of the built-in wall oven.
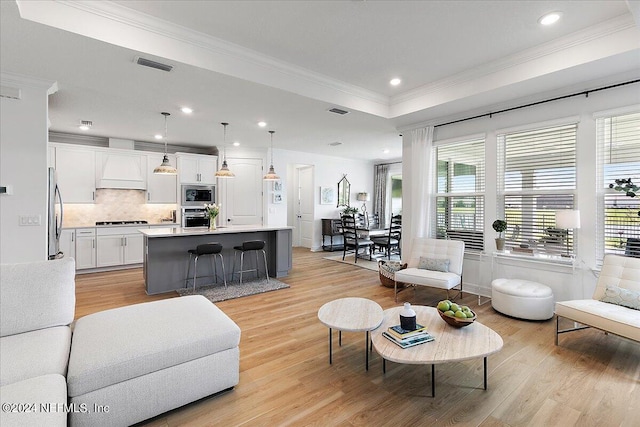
[181,208,209,228]
[182,185,215,206]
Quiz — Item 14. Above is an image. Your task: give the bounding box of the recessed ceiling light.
[233,141,240,147]
[390,78,402,86]
[383,149,390,154]
[538,12,561,26]
[78,120,92,131]
[180,107,193,114]
[154,134,163,139]
[258,121,267,127]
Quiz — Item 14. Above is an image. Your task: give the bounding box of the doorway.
[220,158,263,226]
[294,165,314,248]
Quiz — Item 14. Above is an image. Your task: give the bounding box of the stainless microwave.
[182,185,215,206]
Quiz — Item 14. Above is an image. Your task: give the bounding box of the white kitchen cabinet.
[59,229,76,260]
[146,153,177,203]
[177,153,217,185]
[54,145,96,203]
[75,228,97,269]
[97,227,146,267]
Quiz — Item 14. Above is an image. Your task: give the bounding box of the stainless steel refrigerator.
[48,167,64,259]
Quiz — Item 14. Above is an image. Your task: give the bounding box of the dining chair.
[372,214,401,259]
[341,214,374,263]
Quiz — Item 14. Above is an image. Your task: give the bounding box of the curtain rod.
[435,79,640,128]
[375,161,402,166]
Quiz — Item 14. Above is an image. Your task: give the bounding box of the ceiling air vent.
[134,56,173,72]
[329,142,342,146]
[328,107,350,115]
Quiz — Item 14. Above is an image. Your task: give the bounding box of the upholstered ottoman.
[67,295,240,427]
[491,278,554,320]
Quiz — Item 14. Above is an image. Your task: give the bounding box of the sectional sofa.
[0,257,241,426]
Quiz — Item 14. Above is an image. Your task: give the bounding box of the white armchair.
[555,254,640,345]
[393,237,465,302]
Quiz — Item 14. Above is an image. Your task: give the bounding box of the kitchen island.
[140,225,293,295]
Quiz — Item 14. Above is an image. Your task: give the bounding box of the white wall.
[402,83,640,302]
[277,148,374,251]
[0,72,56,263]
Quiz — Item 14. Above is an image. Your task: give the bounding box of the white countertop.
[63,222,178,230]
[140,225,293,237]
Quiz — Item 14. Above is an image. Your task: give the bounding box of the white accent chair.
[555,254,640,345]
[393,237,465,302]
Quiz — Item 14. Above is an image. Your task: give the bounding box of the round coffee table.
[371,305,503,396]
[318,297,384,371]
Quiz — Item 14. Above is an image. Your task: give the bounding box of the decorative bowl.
[437,308,477,328]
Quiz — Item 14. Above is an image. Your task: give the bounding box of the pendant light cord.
[269,130,275,165]
[222,122,228,160]
[162,112,170,154]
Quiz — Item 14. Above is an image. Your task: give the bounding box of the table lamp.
[357,192,370,225]
[555,210,580,258]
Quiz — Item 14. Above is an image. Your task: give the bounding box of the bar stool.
[232,240,269,284]
[185,243,226,291]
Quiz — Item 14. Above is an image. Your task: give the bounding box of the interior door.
[223,158,263,226]
[296,166,314,248]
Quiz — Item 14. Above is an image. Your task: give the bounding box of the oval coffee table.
[371,305,503,396]
[318,297,384,371]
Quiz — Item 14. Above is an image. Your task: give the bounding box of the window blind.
[497,123,577,255]
[435,139,485,251]
[596,111,640,262]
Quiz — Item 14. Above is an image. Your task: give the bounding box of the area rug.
[176,278,290,302]
[323,254,400,272]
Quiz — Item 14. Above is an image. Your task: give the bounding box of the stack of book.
[382,323,435,348]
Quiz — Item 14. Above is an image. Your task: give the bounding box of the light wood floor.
[75,248,639,427]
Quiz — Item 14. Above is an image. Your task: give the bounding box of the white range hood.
[96,139,147,190]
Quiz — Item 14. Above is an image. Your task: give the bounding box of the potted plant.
[492,219,508,251]
[341,206,360,216]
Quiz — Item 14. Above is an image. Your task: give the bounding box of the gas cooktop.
[96,220,149,226]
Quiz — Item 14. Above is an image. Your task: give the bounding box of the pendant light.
[215,122,235,178]
[263,130,280,181]
[153,112,177,175]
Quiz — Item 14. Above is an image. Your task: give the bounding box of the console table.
[322,218,343,251]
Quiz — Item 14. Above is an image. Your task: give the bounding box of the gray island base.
[140,226,293,295]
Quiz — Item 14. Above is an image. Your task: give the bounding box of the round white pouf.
[491,278,554,320]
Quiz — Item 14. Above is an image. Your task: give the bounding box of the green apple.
[437,301,450,312]
[454,310,467,318]
[444,310,455,317]
[461,305,470,312]
[450,303,460,313]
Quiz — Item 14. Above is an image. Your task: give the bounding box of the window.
[497,123,577,256]
[390,174,402,215]
[596,111,640,261]
[435,138,485,251]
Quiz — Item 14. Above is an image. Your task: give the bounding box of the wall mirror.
[337,175,350,207]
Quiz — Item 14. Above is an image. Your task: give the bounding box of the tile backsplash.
[63,189,177,227]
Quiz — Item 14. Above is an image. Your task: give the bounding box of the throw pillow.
[599,285,640,311]
[418,257,450,273]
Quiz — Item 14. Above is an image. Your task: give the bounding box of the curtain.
[409,126,434,240]
[373,163,389,227]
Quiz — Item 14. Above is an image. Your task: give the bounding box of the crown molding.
[1,71,58,94]
[18,0,390,116]
[391,14,637,107]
